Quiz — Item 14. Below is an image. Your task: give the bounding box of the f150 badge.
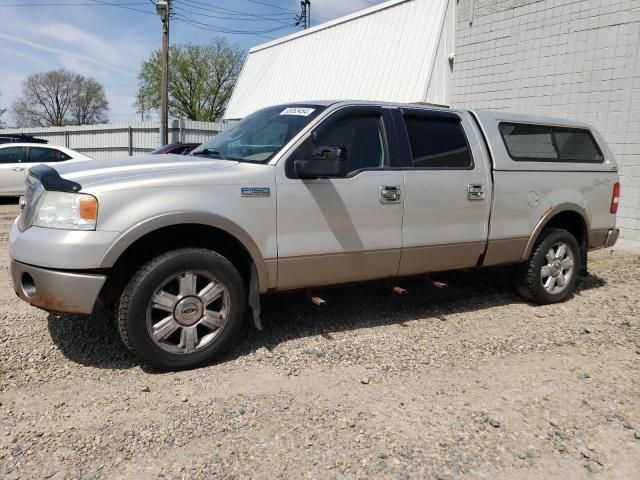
[241,187,271,197]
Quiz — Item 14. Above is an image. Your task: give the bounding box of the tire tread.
[116,248,245,370]
[516,227,579,304]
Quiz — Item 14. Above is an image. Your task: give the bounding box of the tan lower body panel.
[482,237,529,266]
[264,259,277,291]
[275,237,538,291]
[398,242,485,276]
[276,249,400,291]
[589,229,609,249]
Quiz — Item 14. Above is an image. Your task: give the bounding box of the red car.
[150,143,200,155]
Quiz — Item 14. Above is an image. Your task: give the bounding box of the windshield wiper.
[191,148,225,159]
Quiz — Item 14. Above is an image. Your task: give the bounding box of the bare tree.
[135,38,244,122]
[13,69,75,127]
[134,88,150,121]
[69,76,109,125]
[0,91,7,128]
[13,69,109,127]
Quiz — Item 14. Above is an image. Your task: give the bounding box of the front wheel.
[116,248,245,370]
[517,228,581,304]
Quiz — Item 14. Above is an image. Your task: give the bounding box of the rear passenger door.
[0,146,27,195]
[396,109,492,275]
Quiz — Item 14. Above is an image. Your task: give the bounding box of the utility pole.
[156,0,170,146]
[297,0,311,29]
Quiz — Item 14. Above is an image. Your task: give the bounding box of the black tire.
[516,228,581,304]
[117,248,245,370]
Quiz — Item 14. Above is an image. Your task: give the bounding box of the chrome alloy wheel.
[540,241,575,295]
[146,270,230,354]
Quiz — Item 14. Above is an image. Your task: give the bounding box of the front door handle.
[467,184,486,200]
[12,167,25,172]
[380,185,402,204]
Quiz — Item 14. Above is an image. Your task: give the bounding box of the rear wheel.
[117,248,245,370]
[517,228,580,304]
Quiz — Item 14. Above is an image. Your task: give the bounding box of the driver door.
[275,106,404,290]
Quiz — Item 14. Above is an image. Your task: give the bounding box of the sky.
[0,0,382,125]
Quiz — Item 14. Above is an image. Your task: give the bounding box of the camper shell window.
[499,123,604,163]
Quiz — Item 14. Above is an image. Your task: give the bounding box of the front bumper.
[10,221,120,270]
[10,259,106,314]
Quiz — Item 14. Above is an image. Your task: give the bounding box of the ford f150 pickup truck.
[9,101,620,370]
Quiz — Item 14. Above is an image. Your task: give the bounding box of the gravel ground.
[1,198,639,480]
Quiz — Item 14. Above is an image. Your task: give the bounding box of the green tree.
[13,69,109,127]
[135,38,244,122]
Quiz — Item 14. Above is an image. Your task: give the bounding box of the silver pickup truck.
[9,101,620,370]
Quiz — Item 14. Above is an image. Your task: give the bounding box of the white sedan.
[0,143,93,196]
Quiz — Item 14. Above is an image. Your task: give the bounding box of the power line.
[174,0,295,26]
[244,0,298,14]
[177,0,291,18]
[88,0,155,15]
[173,14,294,36]
[173,2,295,23]
[177,0,295,22]
[0,1,150,5]
[242,0,330,21]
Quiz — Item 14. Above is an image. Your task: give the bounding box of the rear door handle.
[12,167,25,172]
[467,184,486,200]
[380,185,402,204]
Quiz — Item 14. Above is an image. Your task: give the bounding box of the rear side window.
[27,147,72,163]
[403,116,472,168]
[499,123,603,163]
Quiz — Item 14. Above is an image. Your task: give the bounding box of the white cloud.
[0,33,135,76]
[30,23,121,65]
[58,54,111,80]
[311,0,375,20]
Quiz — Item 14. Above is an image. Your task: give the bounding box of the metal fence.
[0,119,225,160]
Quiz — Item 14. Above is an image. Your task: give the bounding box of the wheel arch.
[522,204,590,268]
[99,212,271,299]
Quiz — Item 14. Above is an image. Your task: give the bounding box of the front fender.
[99,211,271,292]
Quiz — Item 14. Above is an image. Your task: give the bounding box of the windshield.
[191,104,326,163]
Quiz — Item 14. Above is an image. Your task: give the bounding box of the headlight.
[32,191,98,230]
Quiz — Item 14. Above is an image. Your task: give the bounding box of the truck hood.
[50,154,239,188]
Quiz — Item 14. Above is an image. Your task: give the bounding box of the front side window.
[27,147,71,163]
[0,147,24,164]
[499,123,603,163]
[314,113,386,173]
[403,116,472,168]
[192,104,326,163]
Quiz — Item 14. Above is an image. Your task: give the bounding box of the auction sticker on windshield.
[280,107,315,116]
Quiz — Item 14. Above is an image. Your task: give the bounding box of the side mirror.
[294,146,348,179]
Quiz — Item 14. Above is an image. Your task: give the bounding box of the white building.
[226,0,640,240]
[225,0,456,120]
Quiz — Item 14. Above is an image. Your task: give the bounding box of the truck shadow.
[47,266,607,371]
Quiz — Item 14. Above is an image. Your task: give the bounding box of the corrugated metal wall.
[0,120,224,160]
[225,0,454,120]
